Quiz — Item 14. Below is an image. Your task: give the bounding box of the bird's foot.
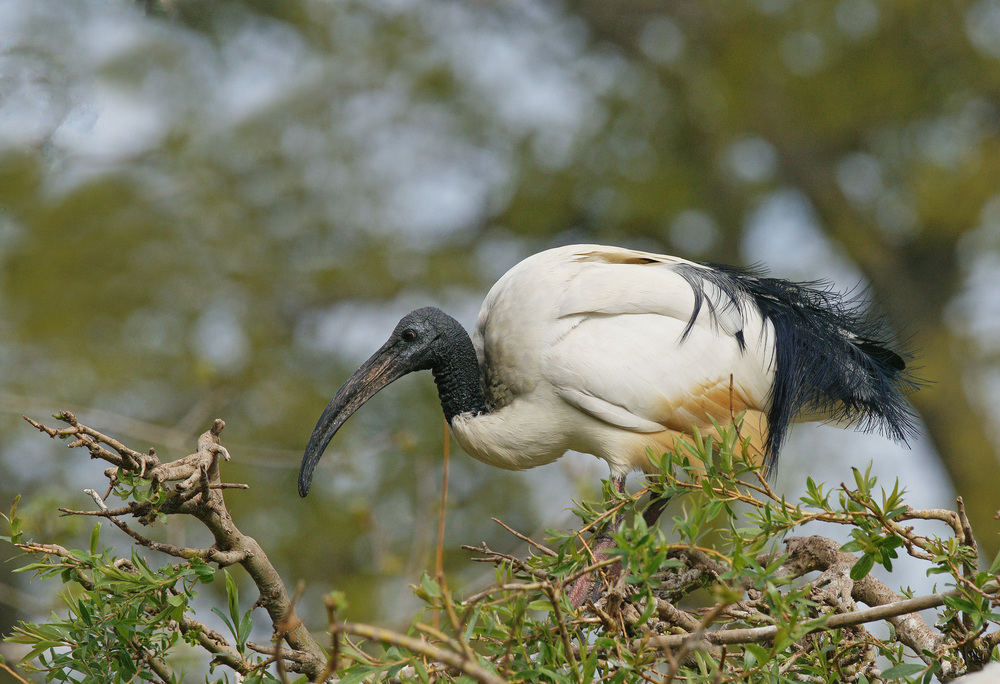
[566,534,622,608]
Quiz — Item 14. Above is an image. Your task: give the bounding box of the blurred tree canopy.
[1,0,999,668]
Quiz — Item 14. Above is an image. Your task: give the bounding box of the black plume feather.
[674,263,917,473]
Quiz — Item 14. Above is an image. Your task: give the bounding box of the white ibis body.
[298,244,915,498]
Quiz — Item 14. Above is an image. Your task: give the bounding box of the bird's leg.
[593,474,629,556]
[641,494,669,529]
[567,475,628,608]
[567,477,673,608]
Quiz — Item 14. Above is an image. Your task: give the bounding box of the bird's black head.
[298,306,480,498]
[385,306,457,371]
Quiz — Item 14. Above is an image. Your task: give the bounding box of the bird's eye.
[401,329,417,342]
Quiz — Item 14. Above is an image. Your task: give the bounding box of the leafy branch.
[2,414,998,682]
[5,413,326,682]
[322,424,999,683]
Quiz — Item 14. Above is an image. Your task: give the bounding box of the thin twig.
[100,512,248,565]
[439,578,476,661]
[461,558,619,605]
[461,543,550,580]
[59,505,137,518]
[434,418,451,633]
[273,580,306,684]
[437,418,451,578]
[543,584,579,680]
[491,518,556,557]
[84,489,109,511]
[331,621,507,684]
[313,592,340,683]
[0,660,32,684]
[25,412,149,465]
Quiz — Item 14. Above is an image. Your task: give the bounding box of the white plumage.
[452,245,773,476]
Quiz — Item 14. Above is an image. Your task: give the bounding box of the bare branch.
[491,517,556,557]
[0,660,32,684]
[59,505,137,518]
[84,489,109,511]
[176,614,256,674]
[641,589,961,650]
[461,542,550,580]
[24,412,153,470]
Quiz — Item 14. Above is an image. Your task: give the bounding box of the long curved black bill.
[298,341,409,497]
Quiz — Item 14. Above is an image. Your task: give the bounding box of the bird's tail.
[747,275,917,469]
[681,264,918,472]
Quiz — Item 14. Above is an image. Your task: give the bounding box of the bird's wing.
[545,314,770,434]
[541,250,774,435]
[556,248,747,340]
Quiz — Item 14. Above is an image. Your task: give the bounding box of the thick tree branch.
[641,589,960,649]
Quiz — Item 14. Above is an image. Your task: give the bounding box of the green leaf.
[189,558,216,583]
[634,596,656,627]
[237,609,253,647]
[89,523,101,555]
[338,666,391,684]
[988,549,1000,575]
[419,573,441,600]
[6,494,23,544]
[850,554,875,581]
[223,570,240,627]
[594,636,616,650]
[211,607,236,636]
[943,595,980,615]
[881,663,926,679]
[885,505,908,520]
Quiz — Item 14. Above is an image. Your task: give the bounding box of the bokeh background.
[2,0,1000,677]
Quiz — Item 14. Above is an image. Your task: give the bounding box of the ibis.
[298,244,916,602]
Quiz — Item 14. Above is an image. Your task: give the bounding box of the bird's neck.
[431,323,488,424]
